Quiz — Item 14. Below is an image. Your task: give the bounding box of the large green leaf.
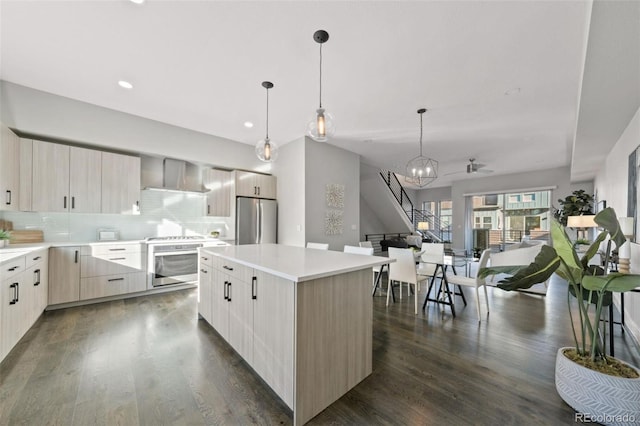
[582,273,640,293]
[551,220,582,284]
[495,245,561,291]
[580,231,608,270]
[568,283,612,305]
[594,207,626,249]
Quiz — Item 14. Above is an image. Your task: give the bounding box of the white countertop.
[201,243,391,282]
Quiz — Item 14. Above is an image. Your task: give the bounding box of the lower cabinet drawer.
[80,272,146,300]
[81,252,145,278]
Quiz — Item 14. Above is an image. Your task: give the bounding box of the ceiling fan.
[446,158,494,176]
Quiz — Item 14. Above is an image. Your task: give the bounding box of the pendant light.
[307,30,335,142]
[255,81,278,162]
[405,108,438,187]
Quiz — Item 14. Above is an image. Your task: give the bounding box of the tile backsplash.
[1,190,233,242]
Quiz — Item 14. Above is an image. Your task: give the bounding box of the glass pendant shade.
[256,137,278,162]
[307,108,335,142]
[405,108,438,187]
[256,81,277,163]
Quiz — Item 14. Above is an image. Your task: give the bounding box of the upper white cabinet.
[101,152,141,215]
[0,124,20,211]
[203,168,232,217]
[32,141,101,213]
[235,171,276,199]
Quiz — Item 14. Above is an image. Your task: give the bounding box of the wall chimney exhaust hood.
[141,156,208,193]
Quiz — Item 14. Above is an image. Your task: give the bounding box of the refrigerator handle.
[257,201,262,243]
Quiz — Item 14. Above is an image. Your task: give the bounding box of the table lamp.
[567,215,597,241]
[618,217,634,274]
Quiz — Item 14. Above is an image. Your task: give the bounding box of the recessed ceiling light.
[130,0,145,4]
[244,121,254,128]
[118,80,133,89]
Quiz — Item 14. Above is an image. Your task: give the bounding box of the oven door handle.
[153,250,198,257]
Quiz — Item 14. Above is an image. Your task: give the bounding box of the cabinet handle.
[74,250,79,263]
[136,201,140,211]
[252,276,257,300]
[33,256,42,261]
[207,204,210,215]
[64,196,67,209]
[8,266,19,272]
[201,256,209,261]
[223,265,234,271]
[200,269,207,274]
[257,186,261,196]
[224,281,228,300]
[109,257,126,261]
[34,269,41,286]
[227,281,232,302]
[109,248,126,251]
[6,190,11,205]
[71,196,75,209]
[108,278,124,282]
[9,283,17,305]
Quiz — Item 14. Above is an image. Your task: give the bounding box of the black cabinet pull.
[227,281,232,302]
[109,248,126,251]
[74,250,79,263]
[9,283,17,305]
[201,256,209,261]
[34,269,41,286]
[6,190,11,205]
[135,200,140,212]
[71,196,75,209]
[109,257,126,261]
[252,276,257,300]
[200,269,207,274]
[64,196,67,209]
[33,256,42,261]
[108,278,124,282]
[207,204,210,215]
[8,266,19,272]
[223,265,234,271]
[224,281,228,300]
[257,187,261,196]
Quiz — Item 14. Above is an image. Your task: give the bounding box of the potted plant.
[479,207,640,424]
[0,229,10,247]
[554,189,594,226]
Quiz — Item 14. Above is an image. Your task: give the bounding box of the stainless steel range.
[146,236,226,288]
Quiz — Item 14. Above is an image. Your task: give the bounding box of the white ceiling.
[1,0,635,189]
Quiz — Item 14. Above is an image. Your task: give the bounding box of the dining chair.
[417,242,444,287]
[387,247,429,314]
[306,242,329,250]
[359,241,373,248]
[445,249,491,321]
[344,245,374,255]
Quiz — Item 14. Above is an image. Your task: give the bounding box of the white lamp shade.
[567,215,597,228]
[619,217,634,236]
[417,222,429,231]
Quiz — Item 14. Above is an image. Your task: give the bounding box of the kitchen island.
[198,244,390,426]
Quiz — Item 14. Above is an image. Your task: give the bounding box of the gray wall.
[1,81,262,172]
[414,186,453,209]
[305,138,361,251]
[273,137,306,247]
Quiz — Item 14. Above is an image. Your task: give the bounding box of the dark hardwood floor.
[1,276,639,425]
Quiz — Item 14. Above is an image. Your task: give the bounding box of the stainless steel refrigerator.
[236,197,277,244]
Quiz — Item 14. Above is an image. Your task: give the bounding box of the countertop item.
[200,243,390,282]
[9,230,44,244]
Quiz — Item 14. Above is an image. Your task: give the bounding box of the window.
[508,194,521,203]
[483,217,492,228]
[484,195,498,205]
[523,193,536,202]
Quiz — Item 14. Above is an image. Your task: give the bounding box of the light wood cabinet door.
[48,246,81,305]
[228,276,253,364]
[32,141,70,212]
[198,263,213,324]
[101,152,141,214]
[210,267,229,341]
[19,139,33,211]
[252,270,295,408]
[234,171,276,199]
[255,173,277,199]
[1,272,26,361]
[203,169,232,217]
[0,124,20,211]
[69,146,101,213]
